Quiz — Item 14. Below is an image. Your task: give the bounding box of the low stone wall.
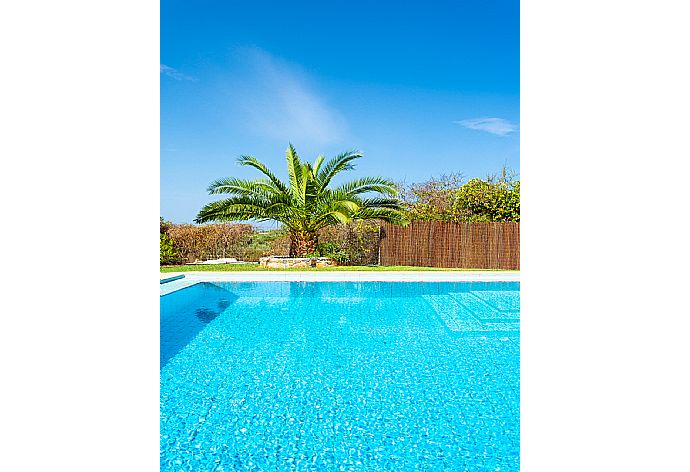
[259,256,335,269]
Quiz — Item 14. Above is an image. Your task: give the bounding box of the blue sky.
[161,0,519,225]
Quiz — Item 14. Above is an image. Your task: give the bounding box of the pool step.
[422,294,519,335]
[448,292,520,322]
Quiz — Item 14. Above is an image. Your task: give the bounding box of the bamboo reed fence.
[379,221,520,269]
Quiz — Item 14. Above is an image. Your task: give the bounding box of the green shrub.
[453,178,520,222]
[160,233,180,265]
[310,242,351,265]
[318,221,380,265]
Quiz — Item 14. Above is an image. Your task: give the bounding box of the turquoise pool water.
[161,281,519,470]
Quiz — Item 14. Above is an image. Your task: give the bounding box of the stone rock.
[191,258,245,265]
[259,256,335,269]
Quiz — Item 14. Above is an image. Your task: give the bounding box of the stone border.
[160,270,519,296]
[259,256,334,269]
[160,274,185,284]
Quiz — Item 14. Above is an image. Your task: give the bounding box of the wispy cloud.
[230,48,347,145]
[160,64,196,81]
[454,117,518,136]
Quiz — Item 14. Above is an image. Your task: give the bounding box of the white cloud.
[160,64,196,81]
[231,48,347,145]
[454,117,518,136]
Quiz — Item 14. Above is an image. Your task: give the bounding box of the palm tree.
[195,144,407,257]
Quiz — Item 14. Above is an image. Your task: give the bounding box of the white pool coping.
[160,271,519,296]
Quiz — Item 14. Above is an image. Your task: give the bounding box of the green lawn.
[161,264,515,272]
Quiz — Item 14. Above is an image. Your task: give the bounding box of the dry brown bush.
[319,220,381,265]
[267,233,290,257]
[166,223,254,262]
[162,221,381,265]
[232,229,290,262]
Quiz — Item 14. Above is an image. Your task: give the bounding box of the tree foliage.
[160,217,173,234]
[400,173,466,222]
[453,178,520,222]
[195,144,407,256]
[401,168,520,222]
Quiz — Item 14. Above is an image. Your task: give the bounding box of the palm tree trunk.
[289,230,318,257]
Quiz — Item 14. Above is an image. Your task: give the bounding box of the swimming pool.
[161,281,519,470]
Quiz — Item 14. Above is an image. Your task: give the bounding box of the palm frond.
[237,155,289,194]
[316,150,362,189]
[314,210,351,227]
[332,177,399,197]
[357,197,404,209]
[285,144,303,199]
[311,199,360,229]
[194,197,271,223]
[351,207,409,225]
[312,154,326,176]
[197,146,407,231]
[296,161,313,206]
[207,177,282,197]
